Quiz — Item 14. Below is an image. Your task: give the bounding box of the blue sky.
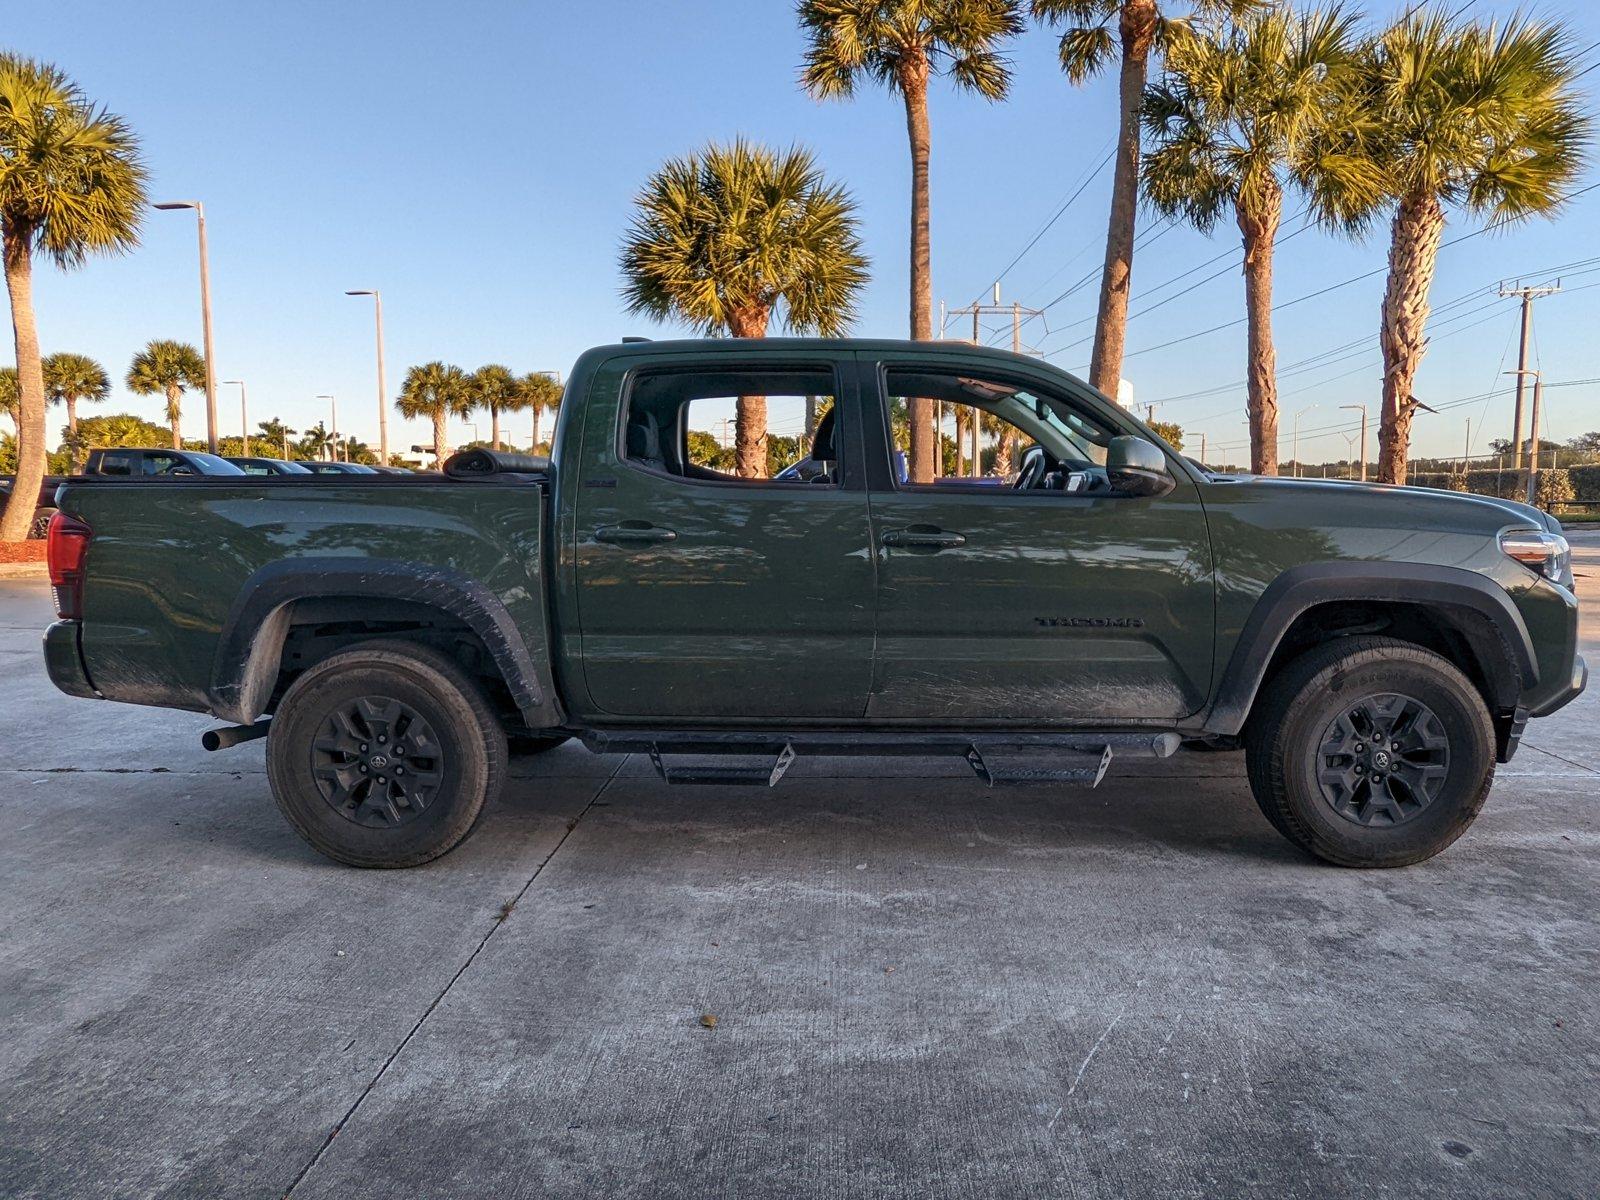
[12,0,1600,464]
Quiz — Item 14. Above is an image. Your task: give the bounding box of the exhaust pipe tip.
[201,720,270,752]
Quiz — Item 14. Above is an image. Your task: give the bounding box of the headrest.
[812,406,837,463]
[627,410,663,462]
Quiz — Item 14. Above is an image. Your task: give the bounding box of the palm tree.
[256,418,296,459]
[799,0,1023,483]
[0,56,145,541]
[1352,10,1589,484]
[396,361,470,469]
[42,352,111,471]
[0,366,16,438]
[1142,4,1377,475]
[1031,1,1259,402]
[468,364,525,451]
[620,139,868,478]
[520,372,563,454]
[126,340,206,449]
[297,421,333,462]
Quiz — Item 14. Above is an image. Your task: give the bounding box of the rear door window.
[622,367,842,487]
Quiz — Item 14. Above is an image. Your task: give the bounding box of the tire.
[1243,636,1495,868]
[507,732,571,757]
[266,640,507,868]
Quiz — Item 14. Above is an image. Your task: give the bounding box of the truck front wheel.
[266,640,507,868]
[1244,637,1495,868]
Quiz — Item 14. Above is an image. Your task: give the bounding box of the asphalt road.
[1,537,1597,1199]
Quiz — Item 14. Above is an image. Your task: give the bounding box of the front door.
[573,354,875,720]
[861,358,1215,723]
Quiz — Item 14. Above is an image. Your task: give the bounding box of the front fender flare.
[1205,561,1536,736]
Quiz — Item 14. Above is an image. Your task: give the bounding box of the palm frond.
[42,352,109,404]
[0,54,146,268]
[125,340,205,395]
[619,138,869,337]
[799,0,1025,100]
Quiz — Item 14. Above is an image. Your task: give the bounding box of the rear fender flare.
[209,558,560,728]
[1205,561,1536,736]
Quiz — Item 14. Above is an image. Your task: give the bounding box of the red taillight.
[47,511,92,620]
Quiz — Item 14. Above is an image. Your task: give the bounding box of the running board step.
[965,743,1111,788]
[639,737,1118,789]
[648,743,797,787]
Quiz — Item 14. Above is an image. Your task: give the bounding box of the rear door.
[571,351,876,720]
[860,355,1215,723]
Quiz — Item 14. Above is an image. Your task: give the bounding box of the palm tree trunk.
[491,405,501,451]
[432,408,448,470]
[1378,191,1445,485]
[729,306,771,478]
[0,232,44,542]
[1239,186,1282,476]
[532,406,541,455]
[167,385,182,449]
[67,396,79,474]
[1089,0,1158,398]
[899,55,936,485]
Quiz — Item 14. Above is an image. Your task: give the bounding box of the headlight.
[1499,529,1570,583]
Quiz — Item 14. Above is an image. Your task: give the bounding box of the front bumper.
[1531,652,1587,719]
[43,620,99,700]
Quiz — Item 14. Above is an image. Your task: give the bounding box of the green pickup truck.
[42,339,1585,869]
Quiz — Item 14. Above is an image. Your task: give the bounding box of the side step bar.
[586,730,1180,790]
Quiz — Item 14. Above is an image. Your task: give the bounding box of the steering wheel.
[1013,444,1048,491]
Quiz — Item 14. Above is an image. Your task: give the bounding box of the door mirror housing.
[1106,436,1175,498]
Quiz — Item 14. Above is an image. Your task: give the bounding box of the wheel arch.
[1207,562,1535,741]
[208,558,562,730]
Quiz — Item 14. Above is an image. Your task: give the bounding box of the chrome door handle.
[595,523,678,544]
[881,527,966,549]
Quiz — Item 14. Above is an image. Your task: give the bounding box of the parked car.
[0,474,69,511]
[84,448,246,477]
[300,461,380,475]
[42,338,1585,871]
[227,457,314,476]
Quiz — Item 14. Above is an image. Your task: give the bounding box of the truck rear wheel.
[266,640,507,868]
[1244,637,1495,868]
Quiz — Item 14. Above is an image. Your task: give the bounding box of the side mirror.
[1106,436,1175,498]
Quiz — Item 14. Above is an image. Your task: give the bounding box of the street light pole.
[318,394,339,461]
[1339,404,1367,481]
[224,380,247,455]
[345,290,389,465]
[1291,404,1319,477]
[154,201,219,454]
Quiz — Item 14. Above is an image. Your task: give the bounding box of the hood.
[1202,472,1557,532]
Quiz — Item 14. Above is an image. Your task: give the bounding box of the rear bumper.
[43,620,98,700]
[1531,653,1587,719]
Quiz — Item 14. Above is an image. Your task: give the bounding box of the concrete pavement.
[1,538,1597,1198]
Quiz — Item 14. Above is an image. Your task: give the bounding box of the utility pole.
[1199,433,1207,465]
[1525,373,1545,505]
[946,288,1045,479]
[1499,280,1559,469]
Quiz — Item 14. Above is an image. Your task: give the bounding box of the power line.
[1090,180,1600,364]
[963,143,1115,309]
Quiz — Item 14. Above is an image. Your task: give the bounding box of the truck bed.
[52,474,557,725]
